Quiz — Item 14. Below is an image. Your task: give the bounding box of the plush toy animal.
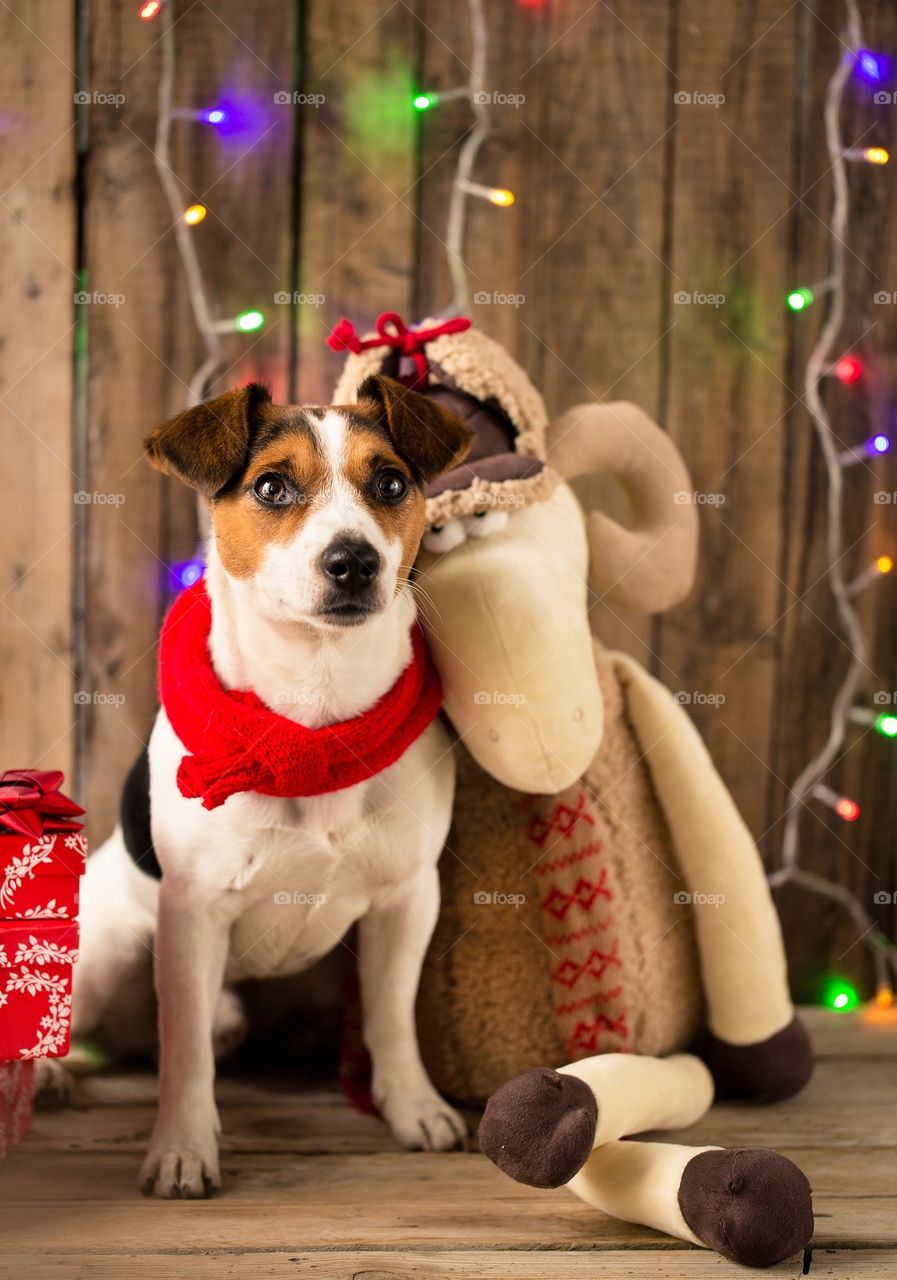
[331,315,815,1269]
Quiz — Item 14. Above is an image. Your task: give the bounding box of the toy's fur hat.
[332,318,560,527]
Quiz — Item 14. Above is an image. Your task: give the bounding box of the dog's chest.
[224,788,414,980]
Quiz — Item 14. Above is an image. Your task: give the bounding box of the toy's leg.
[480,1055,814,1268]
[479,1052,713,1187]
[569,1141,813,1269]
[610,652,813,1101]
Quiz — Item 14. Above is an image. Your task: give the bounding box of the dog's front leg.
[359,866,466,1151]
[139,883,230,1198]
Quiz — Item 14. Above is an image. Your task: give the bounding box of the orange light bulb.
[489,188,515,207]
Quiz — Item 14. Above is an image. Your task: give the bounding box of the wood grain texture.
[0,1012,894,1274]
[516,0,675,666]
[654,0,797,866]
[296,0,419,404]
[19,1058,897,1155]
[0,2,77,779]
[172,0,296,403]
[78,1,298,841]
[80,0,201,838]
[1,1255,897,1280]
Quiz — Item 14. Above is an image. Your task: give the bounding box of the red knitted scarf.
[158,579,443,810]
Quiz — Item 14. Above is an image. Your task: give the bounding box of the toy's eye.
[376,470,408,503]
[253,473,292,506]
[465,510,509,540]
[423,519,467,554]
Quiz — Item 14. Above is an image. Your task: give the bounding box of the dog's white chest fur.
[224,783,432,980]
[147,703,453,982]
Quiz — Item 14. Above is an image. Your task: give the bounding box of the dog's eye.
[253,473,291,506]
[375,470,408,503]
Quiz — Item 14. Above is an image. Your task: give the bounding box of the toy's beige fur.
[370,356,811,1266]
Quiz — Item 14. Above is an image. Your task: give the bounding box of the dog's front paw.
[378,1086,467,1151]
[139,1127,221,1199]
[34,1058,76,1109]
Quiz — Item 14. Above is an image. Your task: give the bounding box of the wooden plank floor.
[1,1009,895,1278]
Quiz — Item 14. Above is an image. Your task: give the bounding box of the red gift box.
[0,771,85,1069]
[0,771,84,1159]
[0,830,87,920]
[0,1059,34,1158]
[0,919,79,1060]
[0,769,86,920]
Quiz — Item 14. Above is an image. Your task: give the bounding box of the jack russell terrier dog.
[67,374,473,1198]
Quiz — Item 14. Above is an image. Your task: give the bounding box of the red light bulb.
[835,355,863,384]
[834,796,860,822]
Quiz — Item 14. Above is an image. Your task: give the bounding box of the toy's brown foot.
[700,1015,813,1102]
[679,1147,813,1268]
[478,1066,597,1188]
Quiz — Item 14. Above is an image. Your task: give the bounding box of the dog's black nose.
[320,538,381,592]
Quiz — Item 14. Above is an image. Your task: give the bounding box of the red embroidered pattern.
[540,869,611,919]
[542,917,612,949]
[527,794,595,847]
[567,1011,630,1057]
[528,790,629,1064]
[532,840,604,877]
[552,939,621,989]
[556,985,624,1017]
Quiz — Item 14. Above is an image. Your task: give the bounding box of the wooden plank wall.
[0,4,77,785]
[3,0,897,999]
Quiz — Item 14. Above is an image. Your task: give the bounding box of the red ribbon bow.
[326,311,471,389]
[0,769,85,839]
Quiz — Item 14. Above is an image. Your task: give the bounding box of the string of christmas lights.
[411,0,515,313]
[142,0,894,1007]
[144,0,266,581]
[770,0,897,1009]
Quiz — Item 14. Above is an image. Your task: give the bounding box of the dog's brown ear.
[358,374,473,484]
[144,383,272,497]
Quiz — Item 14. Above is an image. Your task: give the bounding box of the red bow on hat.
[0,770,84,839]
[326,311,471,389]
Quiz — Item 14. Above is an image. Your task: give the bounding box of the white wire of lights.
[416,0,515,315]
[153,0,261,411]
[152,0,513,394]
[768,0,897,995]
[149,0,270,550]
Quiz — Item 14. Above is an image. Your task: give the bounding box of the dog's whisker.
[397,565,443,621]
[403,579,442,625]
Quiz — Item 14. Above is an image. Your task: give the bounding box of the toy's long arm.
[609,650,812,1096]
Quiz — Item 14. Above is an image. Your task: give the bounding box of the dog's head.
[145,375,472,629]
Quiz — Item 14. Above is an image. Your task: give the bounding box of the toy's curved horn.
[547,402,698,613]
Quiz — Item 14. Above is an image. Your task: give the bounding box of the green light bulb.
[821,977,860,1012]
[875,712,897,738]
[412,92,436,111]
[787,287,814,312]
[236,309,264,333]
